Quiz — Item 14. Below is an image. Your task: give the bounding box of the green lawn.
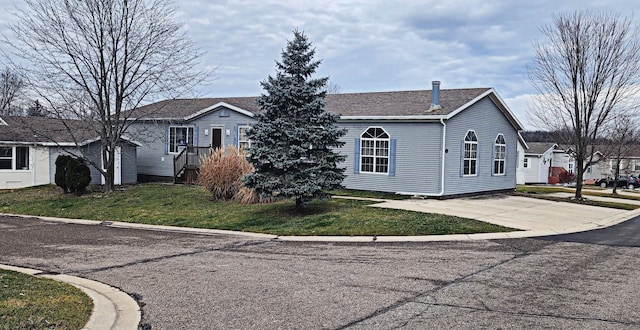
[0,269,92,330]
[515,185,640,210]
[0,184,515,236]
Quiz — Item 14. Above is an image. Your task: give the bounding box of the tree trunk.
[103,147,115,193]
[575,158,584,199]
[295,197,304,211]
[613,161,620,195]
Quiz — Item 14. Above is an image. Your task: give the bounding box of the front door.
[211,127,223,149]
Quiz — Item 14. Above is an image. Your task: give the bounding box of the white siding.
[516,142,526,185]
[0,146,50,189]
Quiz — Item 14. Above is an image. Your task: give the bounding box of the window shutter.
[503,144,507,175]
[491,143,495,177]
[389,139,396,176]
[476,142,480,176]
[234,126,238,148]
[354,138,360,174]
[194,126,199,146]
[460,140,465,177]
[164,126,170,155]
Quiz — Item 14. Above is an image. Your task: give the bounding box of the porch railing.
[173,146,212,183]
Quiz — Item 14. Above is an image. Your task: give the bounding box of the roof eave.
[185,102,256,121]
[339,115,447,121]
[445,88,524,131]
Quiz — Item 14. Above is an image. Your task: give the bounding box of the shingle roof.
[0,116,99,144]
[130,97,261,119]
[130,88,492,119]
[325,88,490,117]
[525,142,557,155]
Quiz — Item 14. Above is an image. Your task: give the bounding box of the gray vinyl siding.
[128,121,175,177]
[443,96,517,195]
[339,121,443,194]
[49,144,102,185]
[120,143,137,184]
[131,107,256,178]
[48,141,137,185]
[190,107,255,150]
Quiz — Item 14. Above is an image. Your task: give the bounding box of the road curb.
[0,264,141,330]
[2,200,640,243]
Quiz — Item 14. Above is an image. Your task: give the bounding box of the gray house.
[129,81,524,197]
[0,115,138,188]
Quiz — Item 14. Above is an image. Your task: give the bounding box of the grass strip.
[0,269,93,330]
[0,184,514,236]
[513,192,639,210]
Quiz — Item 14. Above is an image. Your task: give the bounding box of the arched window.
[360,127,389,174]
[493,134,506,175]
[463,130,478,176]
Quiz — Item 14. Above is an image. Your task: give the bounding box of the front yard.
[515,185,640,210]
[0,184,515,236]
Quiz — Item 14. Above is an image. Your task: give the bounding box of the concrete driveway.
[371,195,637,236]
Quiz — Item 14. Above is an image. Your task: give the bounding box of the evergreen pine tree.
[244,30,347,210]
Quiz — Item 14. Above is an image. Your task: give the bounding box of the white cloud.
[2,0,640,129]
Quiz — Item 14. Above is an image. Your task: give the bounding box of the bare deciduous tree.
[0,67,25,116]
[601,114,639,194]
[6,0,208,192]
[528,11,640,199]
[324,80,341,94]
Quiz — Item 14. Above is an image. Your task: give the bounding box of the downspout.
[396,80,447,197]
[437,118,446,196]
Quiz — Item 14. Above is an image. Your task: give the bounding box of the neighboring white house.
[0,115,138,189]
[516,133,528,185]
[520,142,607,184]
[522,142,556,184]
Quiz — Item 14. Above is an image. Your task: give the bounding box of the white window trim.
[360,126,390,175]
[238,125,252,150]
[0,146,30,171]
[493,134,506,176]
[463,130,478,177]
[168,126,194,154]
[523,157,529,168]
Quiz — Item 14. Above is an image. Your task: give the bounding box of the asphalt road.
[1,215,639,329]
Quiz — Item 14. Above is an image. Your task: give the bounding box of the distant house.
[516,133,529,185]
[128,81,525,198]
[522,142,557,184]
[0,116,138,189]
[521,142,605,184]
[595,145,640,179]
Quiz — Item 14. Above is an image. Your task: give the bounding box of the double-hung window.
[0,146,29,170]
[463,131,478,176]
[360,127,389,174]
[493,134,506,175]
[168,126,194,153]
[238,126,251,150]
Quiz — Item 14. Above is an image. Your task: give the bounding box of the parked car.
[594,175,639,189]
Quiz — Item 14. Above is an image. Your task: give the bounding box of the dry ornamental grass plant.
[198,146,253,200]
[198,145,276,204]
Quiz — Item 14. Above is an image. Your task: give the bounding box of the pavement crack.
[72,240,274,275]
[423,302,640,327]
[334,250,532,329]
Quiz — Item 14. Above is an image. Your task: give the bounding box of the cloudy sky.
[1,0,639,129]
